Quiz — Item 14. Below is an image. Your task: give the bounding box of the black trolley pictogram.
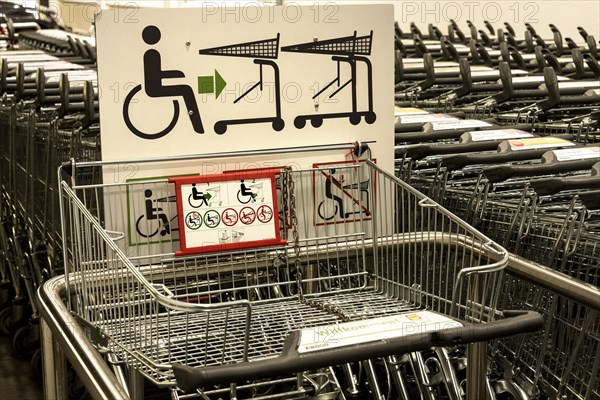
[199,34,284,134]
[282,31,376,128]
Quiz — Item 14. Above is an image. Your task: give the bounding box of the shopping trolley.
[199,34,284,134]
[282,31,376,128]
[59,150,542,398]
[494,260,600,400]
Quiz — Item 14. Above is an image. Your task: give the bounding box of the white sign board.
[95,5,393,170]
[95,5,393,255]
[170,170,284,255]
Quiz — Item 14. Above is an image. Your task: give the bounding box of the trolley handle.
[172,310,543,392]
[579,190,600,210]
[531,176,600,196]
[484,158,599,183]
[405,141,503,161]
[395,123,530,145]
[442,148,550,171]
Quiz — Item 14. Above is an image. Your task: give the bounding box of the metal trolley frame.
[58,147,542,398]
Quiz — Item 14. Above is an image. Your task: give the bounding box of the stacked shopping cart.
[1,15,599,400]
[394,19,600,400]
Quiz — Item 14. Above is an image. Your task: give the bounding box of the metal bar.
[66,142,365,168]
[506,253,600,311]
[37,276,131,400]
[41,318,66,400]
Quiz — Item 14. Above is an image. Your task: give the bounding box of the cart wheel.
[272,118,285,131]
[294,116,307,129]
[0,282,15,309]
[12,325,37,358]
[365,112,376,124]
[349,114,361,125]
[0,307,15,336]
[214,121,228,135]
[311,117,323,128]
[31,348,43,379]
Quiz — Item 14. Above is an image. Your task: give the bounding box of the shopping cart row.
[393,20,599,400]
[0,18,596,400]
[0,31,99,380]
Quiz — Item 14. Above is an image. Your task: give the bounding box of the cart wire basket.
[58,155,543,396]
[281,31,373,57]
[199,34,280,59]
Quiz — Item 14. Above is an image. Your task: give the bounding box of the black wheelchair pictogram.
[123,25,204,140]
[135,189,178,238]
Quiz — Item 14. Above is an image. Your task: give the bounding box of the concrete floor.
[0,333,43,400]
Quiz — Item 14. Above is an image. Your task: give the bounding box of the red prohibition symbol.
[222,208,239,226]
[240,207,256,225]
[256,205,273,223]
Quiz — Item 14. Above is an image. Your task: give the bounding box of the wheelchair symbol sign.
[240,207,256,225]
[204,210,221,228]
[313,161,373,226]
[185,211,202,230]
[257,205,273,223]
[222,208,238,226]
[170,169,286,256]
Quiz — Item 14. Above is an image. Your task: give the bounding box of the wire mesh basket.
[58,154,545,396]
[281,31,373,56]
[199,34,280,59]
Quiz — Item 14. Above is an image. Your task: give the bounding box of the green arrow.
[197,70,227,98]
[215,69,226,99]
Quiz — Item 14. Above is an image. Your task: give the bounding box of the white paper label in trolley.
[395,107,429,116]
[507,137,576,151]
[464,129,533,142]
[511,76,569,84]
[548,146,600,162]
[427,119,493,131]
[397,114,459,125]
[297,311,462,353]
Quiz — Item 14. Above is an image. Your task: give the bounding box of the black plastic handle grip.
[406,141,501,160]
[442,148,550,171]
[173,310,543,392]
[579,190,600,210]
[484,158,599,183]
[395,123,530,145]
[530,176,600,196]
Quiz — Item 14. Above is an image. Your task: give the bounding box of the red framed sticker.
[312,160,375,226]
[170,169,285,256]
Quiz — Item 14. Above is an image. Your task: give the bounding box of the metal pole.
[37,277,131,399]
[507,253,600,311]
[466,274,489,400]
[41,317,68,400]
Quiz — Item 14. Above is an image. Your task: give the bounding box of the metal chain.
[304,297,351,322]
[281,169,288,241]
[286,167,350,322]
[285,166,303,302]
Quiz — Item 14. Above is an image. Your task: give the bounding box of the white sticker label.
[398,114,459,124]
[509,137,575,151]
[467,129,533,142]
[512,76,556,84]
[551,147,600,161]
[298,311,462,353]
[395,107,428,116]
[429,119,493,131]
[558,81,600,89]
